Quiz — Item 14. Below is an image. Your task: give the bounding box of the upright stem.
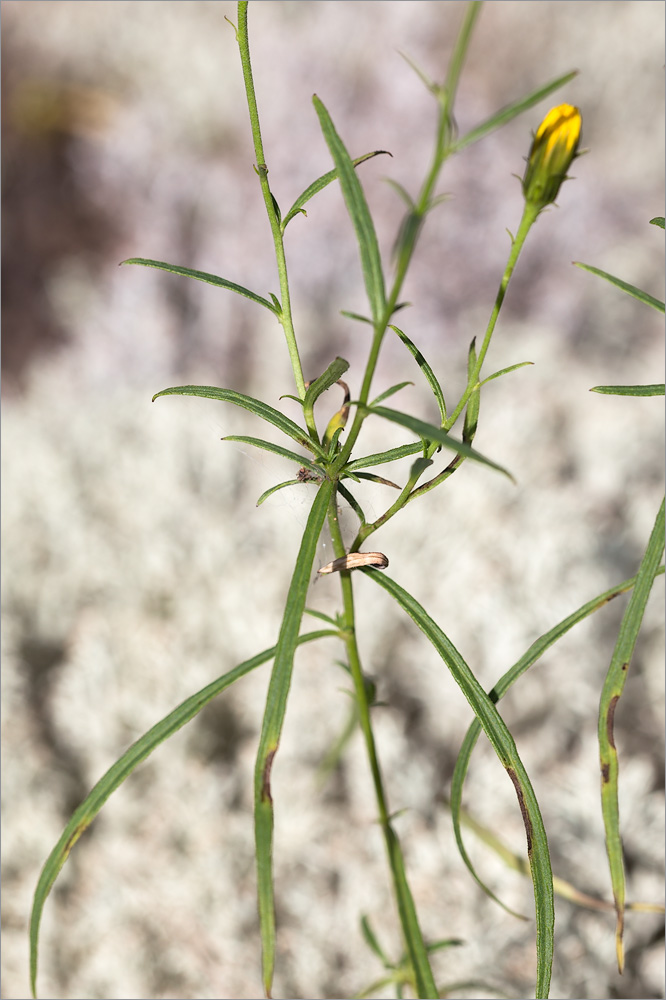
[332,1,483,474]
[236,2,310,412]
[444,201,539,431]
[326,494,438,997]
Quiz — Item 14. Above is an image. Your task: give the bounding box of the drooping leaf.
[152,385,328,459]
[222,435,322,473]
[255,479,304,507]
[450,566,664,920]
[29,629,337,999]
[363,569,555,1000]
[120,258,280,314]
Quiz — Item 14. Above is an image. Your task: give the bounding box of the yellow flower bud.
[522,103,582,210]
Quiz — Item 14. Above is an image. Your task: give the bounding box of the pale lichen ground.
[2,3,664,999]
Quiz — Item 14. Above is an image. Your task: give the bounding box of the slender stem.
[236,2,311,415]
[326,493,436,994]
[332,2,482,476]
[444,201,539,432]
[327,495,391,829]
[349,201,540,549]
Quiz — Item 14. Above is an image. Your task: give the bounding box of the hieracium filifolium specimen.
[30,4,663,999]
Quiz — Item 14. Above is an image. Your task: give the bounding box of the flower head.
[522,103,582,210]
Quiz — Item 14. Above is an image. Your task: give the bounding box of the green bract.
[522,102,582,209]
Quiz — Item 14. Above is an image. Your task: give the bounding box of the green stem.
[332,1,482,476]
[444,201,539,432]
[326,492,437,997]
[236,2,311,419]
[350,201,540,550]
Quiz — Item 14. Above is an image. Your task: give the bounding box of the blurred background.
[2,2,664,998]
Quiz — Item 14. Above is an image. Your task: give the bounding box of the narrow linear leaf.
[450,565,665,925]
[222,434,322,472]
[370,381,414,407]
[353,471,401,490]
[451,799,664,915]
[367,405,514,481]
[480,361,534,386]
[120,258,280,314]
[590,384,665,397]
[337,482,368,526]
[152,385,328,460]
[390,325,447,423]
[256,479,302,507]
[360,915,392,967]
[341,309,372,325]
[281,150,391,230]
[598,498,665,972]
[346,442,424,472]
[384,177,416,209]
[254,479,335,998]
[573,262,665,313]
[363,570,555,1000]
[313,96,386,325]
[451,70,578,153]
[29,629,337,999]
[304,607,340,627]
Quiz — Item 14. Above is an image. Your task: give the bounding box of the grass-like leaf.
[255,479,304,507]
[369,381,414,407]
[390,325,447,423]
[598,497,665,972]
[450,566,665,919]
[363,569,555,1000]
[366,405,515,481]
[281,150,391,230]
[29,629,337,999]
[573,261,666,313]
[120,258,280,314]
[222,434,322,472]
[337,482,368,526]
[590,384,665,397]
[254,479,335,997]
[450,799,662,915]
[313,96,386,325]
[451,70,578,154]
[153,385,328,459]
[346,442,424,472]
[480,361,534,386]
